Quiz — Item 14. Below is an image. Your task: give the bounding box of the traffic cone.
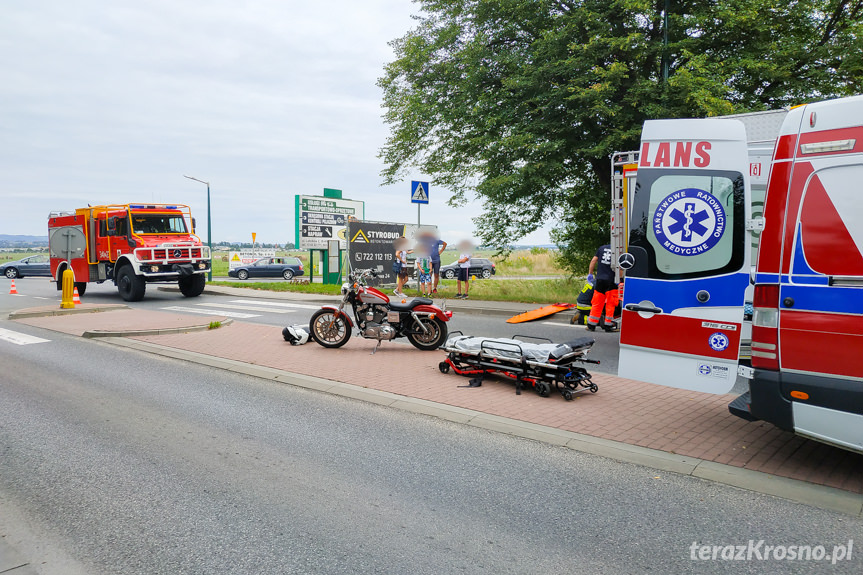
[8,279,18,295]
[72,286,81,305]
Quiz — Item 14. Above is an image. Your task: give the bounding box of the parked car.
[228,257,304,280]
[1,254,51,278]
[439,258,496,280]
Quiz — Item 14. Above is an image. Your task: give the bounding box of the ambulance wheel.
[589,383,598,393]
[74,282,87,296]
[179,274,206,297]
[439,361,450,374]
[116,265,146,302]
[562,389,574,401]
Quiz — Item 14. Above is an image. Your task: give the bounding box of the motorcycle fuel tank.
[358,287,390,305]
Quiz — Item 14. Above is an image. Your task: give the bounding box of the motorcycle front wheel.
[406,317,448,351]
[309,309,352,348]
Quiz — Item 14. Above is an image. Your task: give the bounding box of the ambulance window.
[628,169,745,279]
[798,164,863,277]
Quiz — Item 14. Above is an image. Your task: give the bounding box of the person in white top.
[456,240,472,299]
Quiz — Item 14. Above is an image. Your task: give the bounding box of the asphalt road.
[0,323,860,575]
[0,278,620,374]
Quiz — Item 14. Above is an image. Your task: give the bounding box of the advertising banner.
[346,221,438,286]
[228,249,277,270]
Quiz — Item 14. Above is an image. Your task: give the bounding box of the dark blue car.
[1,254,51,279]
[228,257,305,280]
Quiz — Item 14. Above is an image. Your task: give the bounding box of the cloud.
[0,0,556,245]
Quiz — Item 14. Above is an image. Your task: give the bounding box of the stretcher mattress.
[445,335,593,363]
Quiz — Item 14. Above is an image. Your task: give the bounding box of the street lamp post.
[183,175,213,281]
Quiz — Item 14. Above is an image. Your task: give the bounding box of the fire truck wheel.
[74,282,87,296]
[117,265,146,302]
[179,274,206,297]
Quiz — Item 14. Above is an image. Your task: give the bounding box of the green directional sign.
[295,194,364,250]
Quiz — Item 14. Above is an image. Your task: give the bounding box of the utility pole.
[183,175,213,282]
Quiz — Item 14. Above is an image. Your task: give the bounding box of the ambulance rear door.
[618,119,751,394]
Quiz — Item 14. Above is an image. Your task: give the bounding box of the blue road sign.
[411,181,429,204]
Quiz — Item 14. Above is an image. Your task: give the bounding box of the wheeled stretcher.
[439,333,599,400]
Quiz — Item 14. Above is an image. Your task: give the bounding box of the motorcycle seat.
[389,297,434,311]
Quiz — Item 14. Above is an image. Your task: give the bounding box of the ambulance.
[617,95,863,454]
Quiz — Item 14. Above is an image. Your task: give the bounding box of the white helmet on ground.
[282,325,310,345]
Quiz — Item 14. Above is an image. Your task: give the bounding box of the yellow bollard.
[60,269,75,309]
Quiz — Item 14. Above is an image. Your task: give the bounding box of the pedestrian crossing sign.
[411,181,429,204]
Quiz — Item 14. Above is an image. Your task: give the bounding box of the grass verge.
[209,281,343,295]
[209,277,587,304]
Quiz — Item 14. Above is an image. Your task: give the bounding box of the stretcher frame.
[439,333,599,401]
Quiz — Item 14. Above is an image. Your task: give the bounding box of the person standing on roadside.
[455,240,472,299]
[415,244,433,297]
[393,236,410,297]
[586,243,618,331]
[424,231,447,294]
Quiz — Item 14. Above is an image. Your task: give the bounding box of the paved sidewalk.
[14,308,863,502]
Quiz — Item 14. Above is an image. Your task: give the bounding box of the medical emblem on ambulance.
[653,188,727,256]
[708,332,729,352]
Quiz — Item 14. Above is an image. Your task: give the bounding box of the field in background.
[210,248,565,278]
[1,251,43,263]
[5,247,567,285]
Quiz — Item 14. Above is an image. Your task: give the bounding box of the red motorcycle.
[309,269,452,351]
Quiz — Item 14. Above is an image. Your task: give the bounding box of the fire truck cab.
[617,95,863,454]
[48,204,211,302]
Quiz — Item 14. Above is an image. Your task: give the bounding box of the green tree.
[379,0,863,271]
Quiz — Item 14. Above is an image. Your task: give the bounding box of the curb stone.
[97,336,863,518]
[8,304,128,320]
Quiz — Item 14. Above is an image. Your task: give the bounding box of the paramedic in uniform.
[586,244,619,332]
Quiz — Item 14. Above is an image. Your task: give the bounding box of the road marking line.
[0,327,50,345]
[228,299,320,310]
[540,321,571,327]
[197,302,295,314]
[161,306,260,319]
[33,296,51,300]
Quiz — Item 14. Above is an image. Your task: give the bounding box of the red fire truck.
[617,95,863,454]
[48,204,211,301]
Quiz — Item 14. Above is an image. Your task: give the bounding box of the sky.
[0,0,555,246]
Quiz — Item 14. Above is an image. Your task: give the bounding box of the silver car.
[1,254,51,278]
